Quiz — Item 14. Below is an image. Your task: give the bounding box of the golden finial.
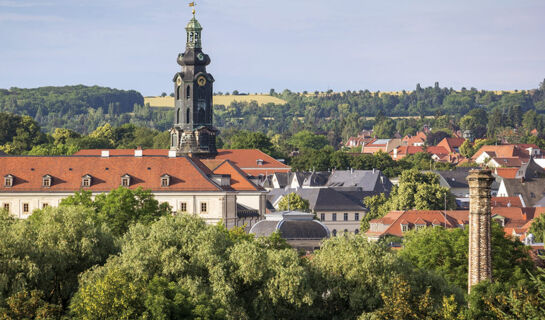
[189,1,196,16]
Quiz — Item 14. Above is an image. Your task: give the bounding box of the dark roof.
[274,172,289,188]
[237,203,259,218]
[303,172,330,187]
[502,178,545,207]
[249,211,329,240]
[326,170,393,192]
[516,158,545,180]
[434,167,472,189]
[277,220,329,239]
[268,188,368,212]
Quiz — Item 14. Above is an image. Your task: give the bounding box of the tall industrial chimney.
[467,169,495,294]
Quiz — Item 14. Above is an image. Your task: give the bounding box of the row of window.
[331,229,360,236]
[4,174,172,188]
[2,201,208,214]
[3,202,49,213]
[401,224,436,232]
[179,202,207,213]
[320,212,360,222]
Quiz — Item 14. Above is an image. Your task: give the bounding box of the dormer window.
[82,174,92,187]
[42,175,52,188]
[415,224,426,231]
[256,159,264,166]
[161,174,170,187]
[121,174,131,187]
[401,224,409,232]
[4,174,13,188]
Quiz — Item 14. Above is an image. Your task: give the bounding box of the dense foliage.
[361,169,457,231]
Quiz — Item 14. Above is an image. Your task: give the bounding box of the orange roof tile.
[210,160,262,191]
[73,148,291,176]
[0,155,222,192]
[491,196,522,207]
[495,168,518,179]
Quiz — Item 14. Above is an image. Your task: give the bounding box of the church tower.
[170,11,218,157]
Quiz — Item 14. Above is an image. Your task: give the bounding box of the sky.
[1,0,544,96]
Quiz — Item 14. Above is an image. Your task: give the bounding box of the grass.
[145,94,287,108]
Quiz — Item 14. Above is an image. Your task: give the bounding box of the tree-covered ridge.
[2,80,545,139]
[0,85,173,134]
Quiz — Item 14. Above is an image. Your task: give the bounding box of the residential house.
[437,137,465,154]
[471,144,542,167]
[366,207,545,241]
[362,138,402,154]
[402,132,427,146]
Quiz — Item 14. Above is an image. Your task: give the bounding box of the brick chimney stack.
[467,169,495,294]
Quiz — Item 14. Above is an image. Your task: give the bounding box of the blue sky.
[1,0,544,96]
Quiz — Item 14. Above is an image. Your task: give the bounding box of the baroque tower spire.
[170,10,218,157]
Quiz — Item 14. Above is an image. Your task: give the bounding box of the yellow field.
[145,95,287,108]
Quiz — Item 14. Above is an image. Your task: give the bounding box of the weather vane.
[189,1,196,16]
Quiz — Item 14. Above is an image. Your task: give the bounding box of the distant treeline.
[1,80,545,142]
[0,85,172,134]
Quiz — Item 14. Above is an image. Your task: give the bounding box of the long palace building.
[0,13,290,228]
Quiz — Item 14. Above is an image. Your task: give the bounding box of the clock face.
[176,76,182,86]
[197,53,204,61]
[197,76,206,87]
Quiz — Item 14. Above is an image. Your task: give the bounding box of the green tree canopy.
[60,187,171,237]
[278,193,310,212]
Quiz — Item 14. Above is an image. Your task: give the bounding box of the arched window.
[186,108,190,123]
[186,85,191,99]
[177,86,182,100]
[176,109,181,123]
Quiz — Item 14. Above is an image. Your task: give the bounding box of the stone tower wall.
[467,169,494,294]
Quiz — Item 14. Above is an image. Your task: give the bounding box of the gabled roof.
[472,144,540,161]
[495,168,518,179]
[426,146,449,156]
[434,167,471,189]
[490,157,523,168]
[491,196,522,208]
[73,148,291,176]
[437,138,465,153]
[326,170,393,192]
[367,210,467,238]
[501,178,545,207]
[392,146,423,156]
[516,158,545,180]
[210,160,262,192]
[0,155,222,192]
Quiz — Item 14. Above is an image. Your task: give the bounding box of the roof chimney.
[101,150,109,158]
[168,150,177,158]
[134,149,143,157]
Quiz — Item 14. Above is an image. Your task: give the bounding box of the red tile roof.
[495,168,518,179]
[210,160,262,191]
[73,149,291,176]
[491,196,522,208]
[437,138,465,153]
[471,144,540,161]
[0,155,222,192]
[366,207,543,239]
